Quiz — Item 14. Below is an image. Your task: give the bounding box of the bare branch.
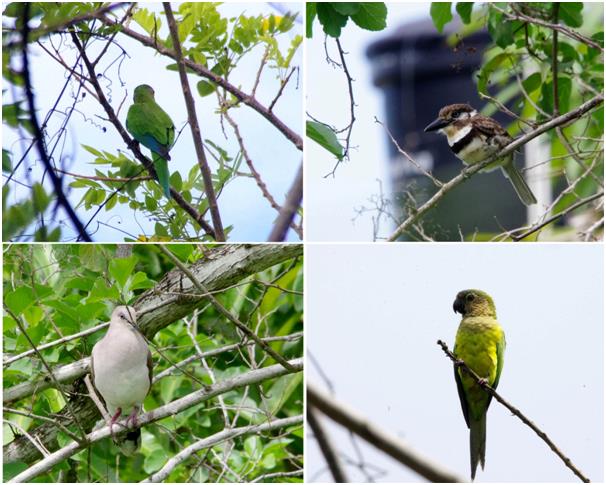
[308,382,463,483]
[308,405,348,482]
[437,340,590,483]
[95,14,302,151]
[164,3,225,240]
[8,360,303,483]
[387,94,604,241]
[267,163,303,241]
[20,5,91,241]
[144,415,303,482]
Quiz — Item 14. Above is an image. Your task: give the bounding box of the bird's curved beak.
[453,297,465,314]
[424,117,449,132]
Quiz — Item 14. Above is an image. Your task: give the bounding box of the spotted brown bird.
[425,104,537,205]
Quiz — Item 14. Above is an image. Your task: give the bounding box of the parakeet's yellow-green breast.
[126,84,175,198]
[452,289,505,481]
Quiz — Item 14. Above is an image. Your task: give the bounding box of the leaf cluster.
[306,2,387,38]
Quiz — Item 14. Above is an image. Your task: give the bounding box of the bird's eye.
[466,294,475,302]
[120,314,127,320]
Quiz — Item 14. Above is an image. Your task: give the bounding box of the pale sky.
[3,2,302,241]
[306,3,427,242]
[306,242,604,482]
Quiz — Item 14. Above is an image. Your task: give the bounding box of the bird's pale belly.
[95,365,150,414]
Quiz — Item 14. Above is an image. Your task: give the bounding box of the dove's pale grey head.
[111,305,137,325]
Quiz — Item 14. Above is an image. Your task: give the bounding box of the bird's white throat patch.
[444,123,472,145]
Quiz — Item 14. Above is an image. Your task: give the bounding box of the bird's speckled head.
[112,305,137,325]
[424,103,478,132]
[453,289,496,318]
[133,84,155,103]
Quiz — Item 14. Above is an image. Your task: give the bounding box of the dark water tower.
[366,19,527,240]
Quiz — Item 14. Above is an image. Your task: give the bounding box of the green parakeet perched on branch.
[126,84,175,198]
[452,289,505,481]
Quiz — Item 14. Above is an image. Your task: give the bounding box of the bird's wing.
[453,341,471,428]
[126,103,175,157]
[146,348,153,396]
[473,115,512,140]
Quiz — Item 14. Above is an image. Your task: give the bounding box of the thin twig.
[376,117,443,187]
[511,191,604,241]
[157,245,297,372]
[267,163,303,241]
[436,340,590,483]
[95,13,303,151]
[268,66,297,112]
[164,3,225,240]
[68,32,216,239]
[20,4,92,241]
[387,94,604,241]
[308,406,348,482]
[308,382,462,483]
[495,4,603,52]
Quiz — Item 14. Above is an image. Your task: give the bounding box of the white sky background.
[3,2,302,241]
[306,3,427,242]
[306,243,604,482]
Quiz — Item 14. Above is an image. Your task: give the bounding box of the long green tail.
[501,163,537,206]
[469,414,486,481]
[152,153,171,199]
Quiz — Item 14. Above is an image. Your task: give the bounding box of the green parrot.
[452,289,506,481]
[126,84,175,198]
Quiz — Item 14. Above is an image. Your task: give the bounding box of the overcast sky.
[306,243,604,482]
[3,2,302,241]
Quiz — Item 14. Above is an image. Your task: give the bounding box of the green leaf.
[487,11,514,48]
[350,3,387,31]
[196,80,216,97]
[430,3,452,33]
[81,144,103,157]
[316,3,348,38]
[522,72,542,94]
[332,3,360,16]
[559,3,583,28]
[455,2,473,24]
[307,121,344,159]
[539,76,572,114]
[109,256,138,289]
[476,52,509,95]
[3,149,13,172]
[4,287,35,315]
[306,2,317,38]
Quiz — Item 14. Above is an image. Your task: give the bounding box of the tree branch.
[164,3,225,241]
[143,415,303,482]
[68,32,216,239]
[308,382,463,483]
[267,162,303,241]
[387,94,604,241]
[511,191,604,241]
[308,405,348,482]
[20,4,92,241]
[495,4,603,52]
[95,13,302,151]
[437,340,590,483]
[8,359,303,483]
[157,245,297,372]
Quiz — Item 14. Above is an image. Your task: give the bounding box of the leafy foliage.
[3,244,303,482]
[306,2,388,38]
